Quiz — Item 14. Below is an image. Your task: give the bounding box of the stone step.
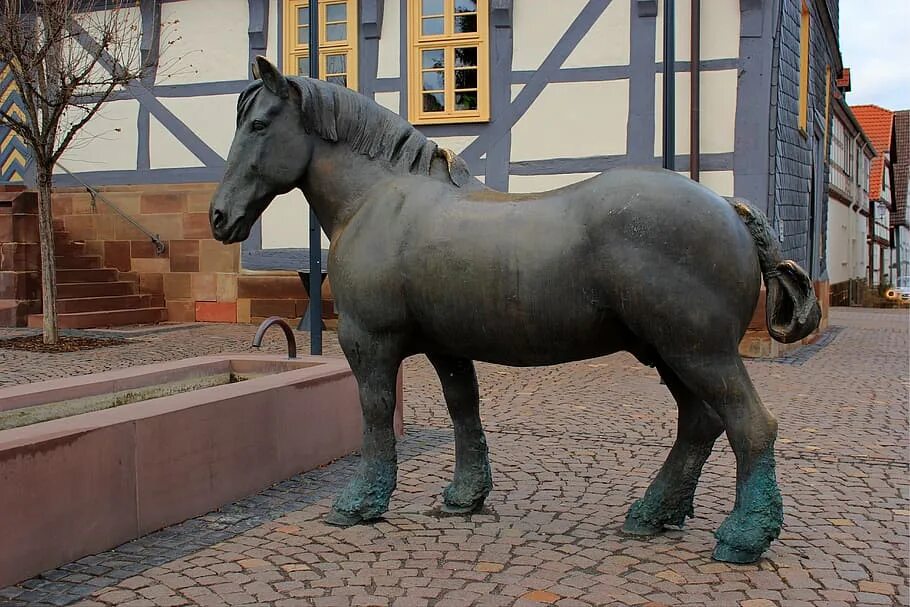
[28,307,167,329]
[56,281,137,299]
[55,242,86,256]
[54,255,102,269]
[56,294,152,314]
[56,268,118,283]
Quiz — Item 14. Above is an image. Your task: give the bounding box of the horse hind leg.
[428,353,493,513]
[658,352,783,563]
[623,361,725,536]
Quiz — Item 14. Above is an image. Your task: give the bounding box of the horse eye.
[252,120,267,131]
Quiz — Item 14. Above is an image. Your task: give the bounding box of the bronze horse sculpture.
[211,57,820,563]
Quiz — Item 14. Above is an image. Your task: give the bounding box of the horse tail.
[727,197,821,344]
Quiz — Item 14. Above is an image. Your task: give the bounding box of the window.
[408,0,489,124]
[284,0,358,89]
[798,1,810,135]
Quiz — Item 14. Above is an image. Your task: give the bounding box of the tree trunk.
[36,163,58,345]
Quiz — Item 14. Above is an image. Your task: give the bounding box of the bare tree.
[0,0,159,344]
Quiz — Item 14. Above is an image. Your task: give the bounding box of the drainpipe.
[662,0,675,170]
[689,0,700,181]
[308,0,323,355]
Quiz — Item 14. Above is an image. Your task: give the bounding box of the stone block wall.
[51,183,333,325]
[0,188,40,326]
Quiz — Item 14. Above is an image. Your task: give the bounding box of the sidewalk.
[0,308,907,606]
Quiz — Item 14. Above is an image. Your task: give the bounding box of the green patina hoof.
[712,542,763,564]
[621,517,666,537]
[441,496,486,515]
[324,509,364,527]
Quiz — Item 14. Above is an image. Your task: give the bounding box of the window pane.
[422,17,444,35]
[423,93,445,112]
[326,54,347,74]
[455,92,478,111]
[455,68,477,90]
[326,2,346,21]
[454,14,477,33]
[326,23,347,41]
[422,71,445,91]
[297,6,309,26]
[422,49,445,69]
[327,75,348,87]
[297,56,310,77]
[422,0,444,16]
[454,47,477,67]
[297,25,310,45]
[454,0,477,13]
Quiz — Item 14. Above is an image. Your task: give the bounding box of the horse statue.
[210,57,820,564]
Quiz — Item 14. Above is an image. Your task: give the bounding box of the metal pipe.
[57,163,166,255]
[689,0,700,181]
[308,0,323,355]
[252,316,298,359]
[662,0,675,170]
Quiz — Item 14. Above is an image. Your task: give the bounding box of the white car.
[894,277,910,303]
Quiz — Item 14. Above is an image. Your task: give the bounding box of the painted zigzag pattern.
[0,65,30,183]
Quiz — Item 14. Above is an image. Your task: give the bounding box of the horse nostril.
[212,209,226,232]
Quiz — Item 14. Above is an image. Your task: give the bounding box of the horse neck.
[299,140,400,237]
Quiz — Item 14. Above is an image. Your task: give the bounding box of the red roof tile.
[852,104,894,203]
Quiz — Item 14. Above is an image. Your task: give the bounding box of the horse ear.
[255,55,289,99]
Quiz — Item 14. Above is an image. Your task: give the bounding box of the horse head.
[210,56,309,244]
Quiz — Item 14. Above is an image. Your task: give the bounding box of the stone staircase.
[26,221,167,329]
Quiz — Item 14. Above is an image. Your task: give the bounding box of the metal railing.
[57,163,167,256]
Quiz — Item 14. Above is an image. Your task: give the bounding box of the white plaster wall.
[430,136,478,155]
[149,115,204,169]
[698,171,734,197]
[511,80,629,161]
[55,100,140,173]
[826,199,852,284]
[510,84,524,102]
[654,70,737,156]
[261,189,330,249]
[374,91,400,114]
[564,0,630,68]
[266,0,281,66]
[158,0,249,85]
[160,95,240,159]
[509,173,598,193]
[377,0,401,78]
[512,0,587,71]
[655,0,740,62]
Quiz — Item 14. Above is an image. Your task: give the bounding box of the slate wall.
[769,0,839,278]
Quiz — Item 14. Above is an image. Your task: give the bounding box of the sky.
[839,0,910,111]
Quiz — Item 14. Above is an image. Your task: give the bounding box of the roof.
[853,104,894,202]
[893,110,909,227]
[833,94,876,156]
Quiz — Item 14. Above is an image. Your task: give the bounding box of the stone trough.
[0,354,402,587]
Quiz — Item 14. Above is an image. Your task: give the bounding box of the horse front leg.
[428,354,492,513]
[326,327,403,527]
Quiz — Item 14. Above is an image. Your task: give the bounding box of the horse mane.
[237,77,469,183]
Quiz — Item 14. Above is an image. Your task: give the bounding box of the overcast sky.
[839,0,910,110]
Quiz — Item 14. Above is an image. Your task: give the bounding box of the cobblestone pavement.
[0,308,907,607]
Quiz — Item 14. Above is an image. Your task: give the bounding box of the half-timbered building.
[0,0,843,354]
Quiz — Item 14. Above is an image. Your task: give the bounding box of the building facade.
[825,93,874,305]
[0,0,842,342]
[853,104,897,288]
[891,110,909,283]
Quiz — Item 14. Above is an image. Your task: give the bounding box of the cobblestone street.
[0,308,907,607]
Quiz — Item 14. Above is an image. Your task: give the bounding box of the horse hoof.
[621,515,666,537]
[441,498,485,515]
[712,542,762,564]
[324,509,363,527]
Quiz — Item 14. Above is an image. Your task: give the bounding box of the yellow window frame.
[408,0,490,125]
[798,0,810,137]
[284,0,359,90]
